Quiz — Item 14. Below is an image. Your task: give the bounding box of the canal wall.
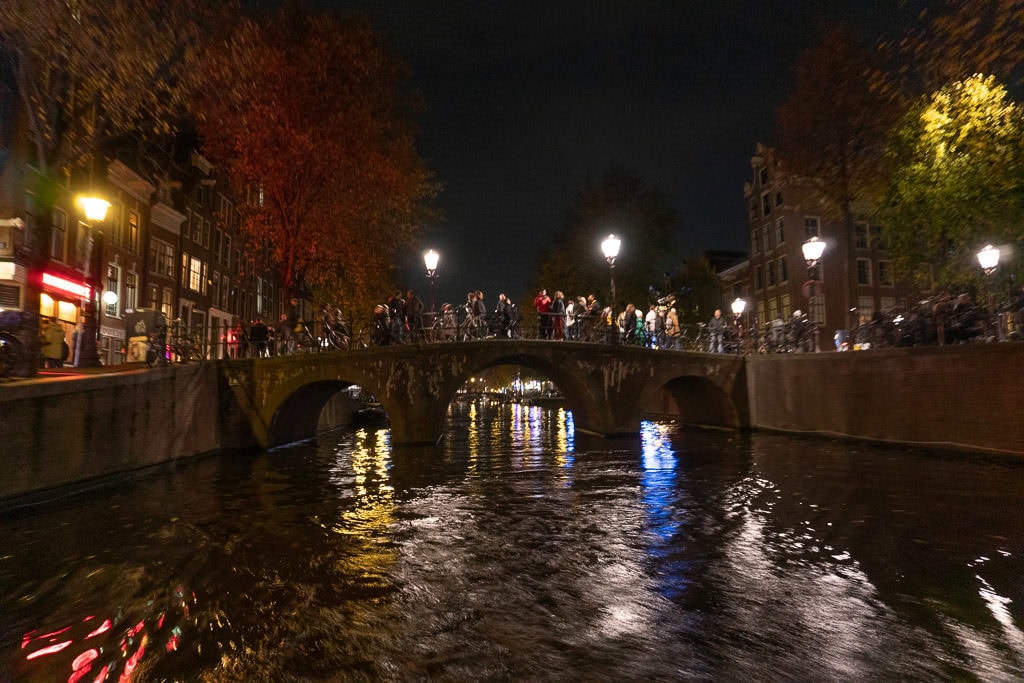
[744,343,1024,456]
[0,365,223,503]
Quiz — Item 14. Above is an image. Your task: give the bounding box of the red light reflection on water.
[15,587,195,682]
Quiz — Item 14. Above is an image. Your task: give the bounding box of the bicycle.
[320,305,350,350]
[0,331,21,377]
[147,319,203,366]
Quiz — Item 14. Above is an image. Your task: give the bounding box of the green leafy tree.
[880,74,1024,291]
[531,169,679,313]
[195,8,438,315]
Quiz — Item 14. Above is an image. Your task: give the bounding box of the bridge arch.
[259,362,392,448]
[447,351,606,432]
[636,372,743,429]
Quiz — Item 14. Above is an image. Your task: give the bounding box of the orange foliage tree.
[195,8,438,314]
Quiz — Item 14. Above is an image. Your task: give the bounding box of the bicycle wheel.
[0,334,21,377]
[326,328,349,350]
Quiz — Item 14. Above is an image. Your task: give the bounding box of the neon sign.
[42,272,90,298]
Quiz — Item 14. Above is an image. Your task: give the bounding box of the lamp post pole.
[75,197,111,368]
[977,244,1001,339]
[601,234,620,344]
[731,297,746,353]
[802,236,827,352]
[424,248,439,327]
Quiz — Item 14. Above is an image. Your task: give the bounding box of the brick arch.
[259,365,392,448]
[637,373,743,429]
[444,351,605,432]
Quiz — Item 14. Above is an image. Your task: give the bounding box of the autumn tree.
[195,8,437,314]
[776,25,903,317]
[0,0,226,374]
[532,169,679,314]
[880,74,1024,292]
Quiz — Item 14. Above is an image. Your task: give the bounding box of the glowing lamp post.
[977,244,1002,327]
[598,233,618,317]
[801,236,827,353]
[76,195,111,367]
[424,249,440,316]
[977,244,1000,275]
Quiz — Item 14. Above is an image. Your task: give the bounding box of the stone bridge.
[221,340,749,446]
[2,341,1021,503]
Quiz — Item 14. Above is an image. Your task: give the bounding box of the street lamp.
[75,195,111,367]
[801,236,827,353]
[424,249,439,315]
[731,297,747,353]
[802,235,826,272]
[977,244,1000,275]
[601,234,620,341]
[977,244,1001,329]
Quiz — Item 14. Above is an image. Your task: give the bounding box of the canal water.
[2,402,1023,681]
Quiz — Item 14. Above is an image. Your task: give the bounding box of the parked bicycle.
[320,304,350,351]
[146,318,203,366]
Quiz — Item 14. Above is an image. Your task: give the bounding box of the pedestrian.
[534,289,552,339]
[250,317,269,357]
[708,308,726,352]
[666,307,681,350]
[406,289,425,341]
[40,317,66,369]
[551,291,566,340]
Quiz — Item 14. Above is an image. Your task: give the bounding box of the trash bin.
[124,309,166,363]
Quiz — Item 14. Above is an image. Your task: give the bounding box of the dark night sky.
[268,1,917,305]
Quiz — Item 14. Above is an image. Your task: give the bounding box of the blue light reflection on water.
[639,420,688,600]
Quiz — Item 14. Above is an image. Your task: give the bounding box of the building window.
[200,261,208,295]
[189,256,202,292]
[761,192,771,216]
[855,222,869,249]
[775,217,785,245]
[105,265,120,317]
[50,208,67,262]
[162,287,174,318]
[775,191,783,207]
[804,216,820,238]
[755,265,763,291]
[759,167,768,186]
[749,200,757,219]
[150,239,175,277]
[125,272,137,311]
[809,294,825,325]
[763,224,772,251]
[147,284,158,309]
[781,293,791,319]
[752,229,760,254]
[857,258,872,285]
[128,211,139,253]
[878,260,893,286]
[181,251,190,284]
[767,259,776,286]
[873,224,889,250]
[221,275,230,310]
[108,202,124,247]
[857,296,875,320]
[779,255,788,283]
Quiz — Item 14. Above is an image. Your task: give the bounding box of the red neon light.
[42,272,90,298]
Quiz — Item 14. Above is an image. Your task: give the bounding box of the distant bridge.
[222,339,749,446]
